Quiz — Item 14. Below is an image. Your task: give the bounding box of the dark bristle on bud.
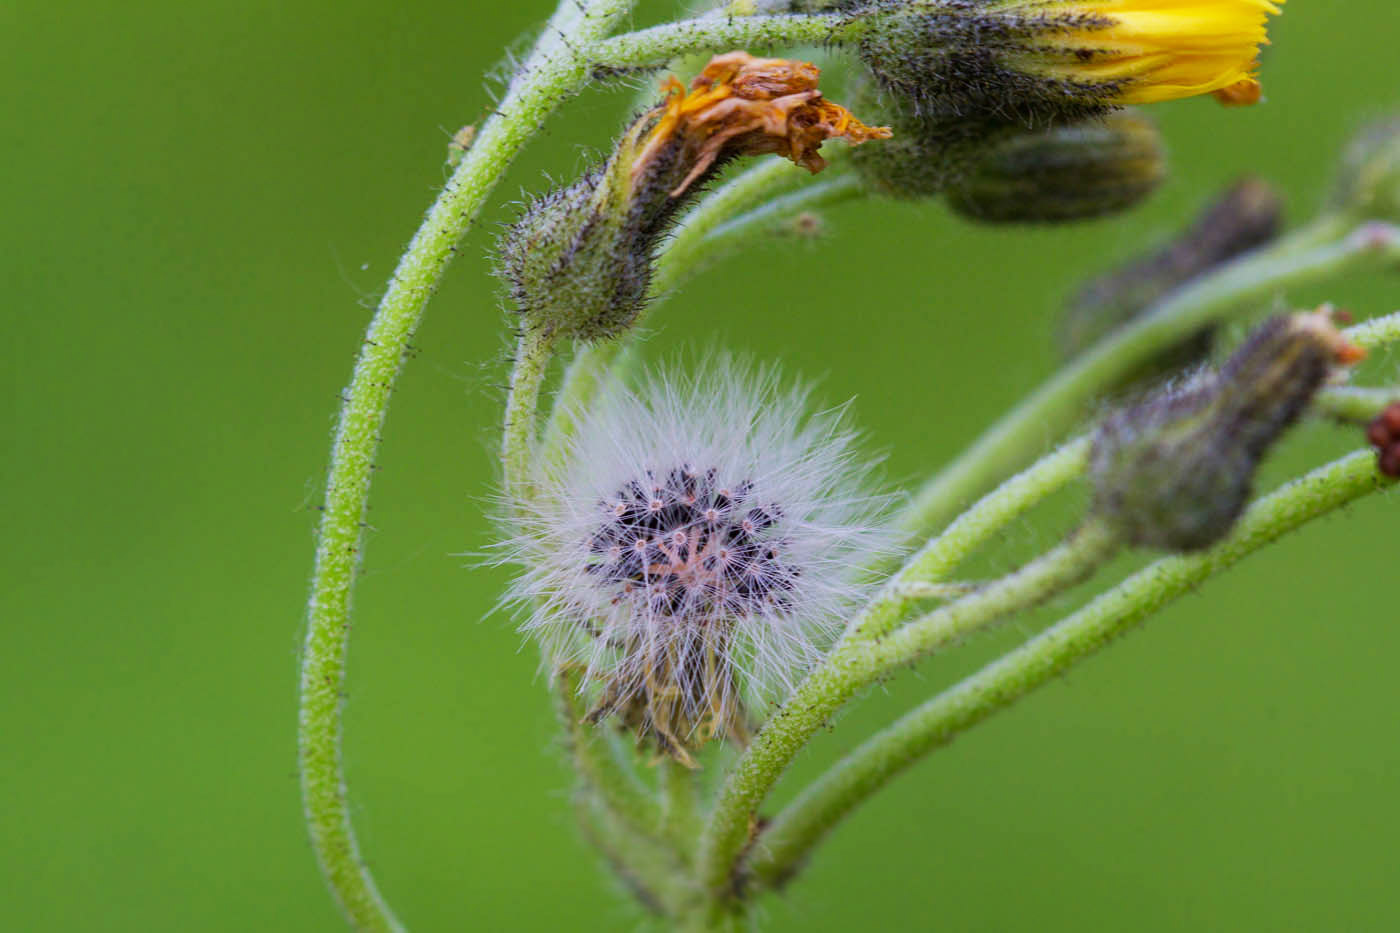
[1061,178,1283,385]
[1366,402,1400,478]
[498,129,702,343]
[1091,310,1363,551]
[855,2,1123,126]
[848,68,1014,199]
[944,110,1166,224]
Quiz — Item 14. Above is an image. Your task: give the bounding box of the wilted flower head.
[503,360,889,765]
[856,0,1284,124]
[497,52,889,343]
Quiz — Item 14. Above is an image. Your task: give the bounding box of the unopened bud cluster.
[1091,310,1363,551]
[499,52,888,342]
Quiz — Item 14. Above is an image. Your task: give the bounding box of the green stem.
[502,328,558,494]
[659,757,704,863]
[590,12,856,70]
[748,449,1393,890]
[298,2,634,928]
[554,668,668,850]
[848,436,1091,643]
[696,519,1120,899]
[1315,385,1400,424]
[897,221,1400,540]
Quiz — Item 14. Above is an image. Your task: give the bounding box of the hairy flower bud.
[498,52,889,342]
[1091,309,1363,551]
[1329,116,1400,224]
[944,110,1166,224]
[846,72,1010,198]
[1061,177,1283,379]
[855,0,1283,125]
[501,361,890,765]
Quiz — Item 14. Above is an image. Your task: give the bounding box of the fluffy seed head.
[501,361,890,764]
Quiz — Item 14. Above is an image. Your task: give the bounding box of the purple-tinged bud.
[1329,115,1400,224]
[945,110,1166,224]
[1091,309,1364,551]
[1061,177,1283,382]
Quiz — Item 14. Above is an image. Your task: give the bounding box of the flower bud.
[1091,309,1363,551]
[1328,116,1400,223]
[1366,402,1400,478]
[1060,177,1283,377]
[854,0,1283,125]
[944,110,1166,224]
[499,52,889,342]
[846,72,1009,199]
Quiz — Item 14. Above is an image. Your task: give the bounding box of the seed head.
[502,361,890,765]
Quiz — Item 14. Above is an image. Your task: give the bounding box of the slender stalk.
[748,449,1393,889]
[554,668,668,850]
[590,13,857,70]
[502,328,558,494]
[1315,385,1400,424]
[696,519,1120,899]
[298,2,634,928]
[897,222,1400,539]
[659,757,705,862]
[848,436,1091,643]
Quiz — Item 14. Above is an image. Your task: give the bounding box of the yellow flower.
[1036,0,1285,105]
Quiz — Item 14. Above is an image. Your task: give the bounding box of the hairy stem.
[897,222,1400,539]
[591,12,856,71]
[748,448,1392,889]
[554,668,668,849]
[848,437,1091,643]
[696,519,1120,899]
[298,1,634,927]
[502,328,558,494]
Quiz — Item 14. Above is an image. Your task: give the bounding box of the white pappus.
[501,358,893,765]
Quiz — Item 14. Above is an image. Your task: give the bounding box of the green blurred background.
[5,1,1399,929]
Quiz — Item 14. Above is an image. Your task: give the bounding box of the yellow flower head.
[856,0,1286,123]
[1034,0,1284,106]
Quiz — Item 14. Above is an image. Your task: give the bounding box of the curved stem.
[590,12,858,71]
[502,328,558,494]
[848,436,1091,643]
[298,2,634,928]
[897,221,1400,540]
[1315,385,1400,424]
[696,519,1120,899]
[748,449,1392,889]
